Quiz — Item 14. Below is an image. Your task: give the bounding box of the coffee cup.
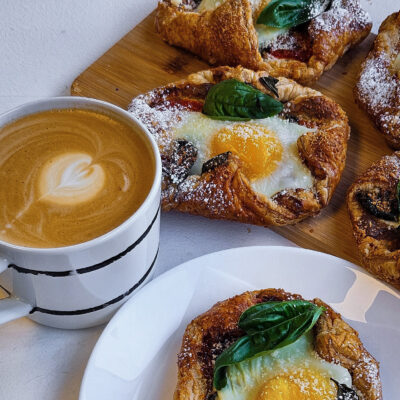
[0,97,161,329]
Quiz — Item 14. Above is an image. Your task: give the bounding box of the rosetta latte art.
[39,152,106,205]
[0,109,154,248]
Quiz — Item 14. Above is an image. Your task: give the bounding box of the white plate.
[79,246,400,399]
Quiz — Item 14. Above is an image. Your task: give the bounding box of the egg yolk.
[258,369,337,400]
[210,123,283,181]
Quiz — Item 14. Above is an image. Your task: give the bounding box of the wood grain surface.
[71,11,390,267]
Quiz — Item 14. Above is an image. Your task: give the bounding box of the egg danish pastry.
[354,11,400,149]
[174,289,382,400]
[155,0,371,85]
[129,66,350,226]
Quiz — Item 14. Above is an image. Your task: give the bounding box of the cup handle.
[0,258,32,325]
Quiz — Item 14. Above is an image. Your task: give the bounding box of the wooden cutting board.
[71,11,390,267]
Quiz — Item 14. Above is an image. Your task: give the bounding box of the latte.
[0,108,155,248]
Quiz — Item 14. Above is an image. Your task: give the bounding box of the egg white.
[218,332,352,400]
[256,24,289,50]
[171,112,314,198]
[196,0,224,11]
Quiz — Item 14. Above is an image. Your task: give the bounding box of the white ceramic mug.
[0,97,161,329]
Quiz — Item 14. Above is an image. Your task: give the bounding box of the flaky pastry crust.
[129,66,350,227]
[354,11,400,149]
[174,289,382,400]
[347,152,400,286]
[156,0,371,85]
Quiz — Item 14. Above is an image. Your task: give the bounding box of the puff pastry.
[347,152,400,286]
[155,0,371,85]
[174,288,382,400]
[129,66,350,226]
[354,11,400,149]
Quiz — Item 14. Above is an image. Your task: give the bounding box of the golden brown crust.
[347,152,400,286]
[354,11,400,149]
[156,0,264,71]
[129,66,350,226]
[174,289,382,400]
[156,0,372,85]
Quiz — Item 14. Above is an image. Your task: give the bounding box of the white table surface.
[0,1,397,399]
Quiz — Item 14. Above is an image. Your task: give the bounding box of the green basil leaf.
[239,300,324,348]
[257,0,331,29]
[213,300,324,390]
[239,300,323,333]
[213,336,266,391]
[202,79,283,121]
[331,379,359,399]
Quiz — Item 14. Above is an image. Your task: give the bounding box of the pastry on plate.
[174,288,382,399]
[347,152,400,286]
[354,11,400,149]
[129,66,350,226]
[155,0,372,85]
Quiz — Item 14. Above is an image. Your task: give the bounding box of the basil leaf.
[331,379,359,399]
[202,79,283,121]
[239,300,322,332]
[239,300,324,347]
[213,300,324,390]
[213,336,267,391]
[257,0,331,28]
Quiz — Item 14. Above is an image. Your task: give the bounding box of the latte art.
[0,109,155,248]
[39,152,106,205]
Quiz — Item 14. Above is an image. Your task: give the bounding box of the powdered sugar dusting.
[312,6,348,32]
[176,175,233,214]
[312,0,371,33]
[358,55,397,110]
[129,92,185,152]
[352,353,382,399]
[356,44,400,140]
[267,32,298,51]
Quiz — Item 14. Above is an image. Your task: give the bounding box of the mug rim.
[0,96,161,254]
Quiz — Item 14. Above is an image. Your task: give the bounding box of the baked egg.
[218,332,352,400]
[171,112,314,197]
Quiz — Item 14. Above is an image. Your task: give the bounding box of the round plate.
[79,246,400,399]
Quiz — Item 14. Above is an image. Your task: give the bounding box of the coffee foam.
[0,108,154,248]
[39,152,106,205]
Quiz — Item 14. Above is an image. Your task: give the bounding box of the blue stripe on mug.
[8,206,160,277]
[30,247,159,316]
